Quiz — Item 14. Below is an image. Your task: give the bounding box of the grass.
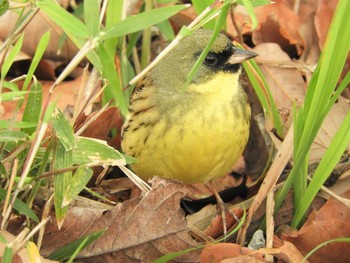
[274,0,350,227]
[0,0,349,261]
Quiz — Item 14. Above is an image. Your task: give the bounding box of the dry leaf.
[41,178,203,262]
[0,11,78,61]
[200,243,265,263]
[75,106,124,150]
[252,239,307,263]
[281,190,350,263]
[314,0,338,49]
[253,43,306,131]
[310,96,350,163]
[253,1,304,55]
[220,255,268,263]
[253,43,350,164]
[0,230,57,263]
[1,77,81,122]
[252,0,339,63]
[0,39,30,62]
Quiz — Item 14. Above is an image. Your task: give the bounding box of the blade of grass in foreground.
[53,140,72,227]
[0,34,24,80]
[102,5,188,39]
[36,0,88,38]
[242,56,283,136]
[0,188,39,222]
[183,1,231,89]
[48,229,105,261]
[84,0,100,37]
[292,107,350,227]
[301,237,350,263]
[274,0,350,223]
[21,81,42,135]
[152,210,246,263]
[22,31,50,91]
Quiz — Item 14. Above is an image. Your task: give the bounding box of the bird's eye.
[204,54,218,67]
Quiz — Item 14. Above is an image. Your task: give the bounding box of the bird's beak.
[227,48,257,64]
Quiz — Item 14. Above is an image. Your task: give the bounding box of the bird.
[121,29,256,230]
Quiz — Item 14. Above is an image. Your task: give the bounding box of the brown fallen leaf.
[292,0,320,64]
[200,243,265,263]
[314,0,338,49]
[252,0,340,64]
[0,10,78,61]
[252,43,350,164]
[281,190,350,263]
[41,178,202,262]
[253,0,304,56]
[0,230,57,263]
[75,106,124,150]
[1,77,82,123]
[171,3,254,39]
[204,207,244,239]
[252,238,307,263]
[252,43,306,131]
[310,96,350,163]
[220,255,268,263]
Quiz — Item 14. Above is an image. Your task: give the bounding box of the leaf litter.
[1,0,350,262]
[40,178,201,262]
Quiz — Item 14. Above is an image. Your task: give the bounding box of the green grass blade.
[0,235,7,243]
[274,0,350,217]
[84,0,100,37]
[22,31,50,91]
[292,109,350,227]
[48,229,105,261]
[36,0,101,70]
[291,104,307,211]
[0,90,29,102]
[298,0,350,148]
[52,108,76,151]
[73,137,126,166]
[184,2,231,88]
[104,0,123,58]
[0,0,9,16]
[152,209,247,263]
[1,34,23,79]
[21,81,42,135]
[241,57,283,135]
[325,71,350,114]
[36,0,88,39]
[0,120,37,129]
[192,0,216,29]
[102,5,188,39]
[157,20,175,40]
[96,44,127,115]
[301,237,350,263]
[1,81,19,92]
[0,188,39,222]
[2,246,13,263]
[0,130,27,142]
[241,0,258,29]
[54,140,73,224]
[236,0,271,6]
[62,166,93,207]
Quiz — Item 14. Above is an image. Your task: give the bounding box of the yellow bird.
[122,29,256,188]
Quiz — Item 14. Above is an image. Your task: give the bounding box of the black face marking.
[222,62,240,73]
[196,44,241,74]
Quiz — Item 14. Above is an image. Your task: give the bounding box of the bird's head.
[152,29,257,91]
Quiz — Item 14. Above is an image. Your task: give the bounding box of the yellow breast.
[122,72,250,183]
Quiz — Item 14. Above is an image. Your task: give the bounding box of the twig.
[229,4,243,43]
[238,125,294,244]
